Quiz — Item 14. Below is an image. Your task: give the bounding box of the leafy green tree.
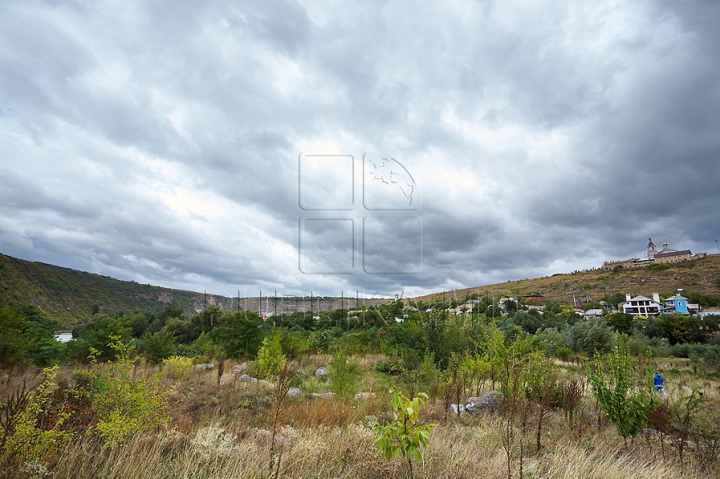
[658,314,719,344]
[513,311,542,334]
[162,317,195,343]
[588,344,658,445]
[328,351,360,400]
[209,312,264,359]
[72,313,133,361]
[0,305,63,366]
[124,311,152,338]
[382,320,428,369]
[142,331,177,363]
[634,316,661,338]
[605,312,634,334]
[536,328,569,358]
[564,318,616,356]
[0,306,31,365]
[188,305,229,339]
[374,390,436,479]
[255,330,286,379]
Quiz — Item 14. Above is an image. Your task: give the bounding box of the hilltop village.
[603,237,706,270]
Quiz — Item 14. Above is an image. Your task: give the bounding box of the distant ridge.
[0,252,238,326]
[4,251,718,327]
[0,252,388,326]
[411,254,720,306]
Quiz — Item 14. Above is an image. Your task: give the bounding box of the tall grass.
[1,355,718,478]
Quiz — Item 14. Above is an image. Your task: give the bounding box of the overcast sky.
[2,0,720,299]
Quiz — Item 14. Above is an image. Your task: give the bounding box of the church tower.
[647,237,657,260]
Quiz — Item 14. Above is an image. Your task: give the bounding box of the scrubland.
[2,351,719,479]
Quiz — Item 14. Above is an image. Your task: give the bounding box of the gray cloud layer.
[1,0,719,298]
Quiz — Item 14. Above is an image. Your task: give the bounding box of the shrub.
[537,328,569,358]
[143,331,177,363]
[0,366,70,466]
[255,330,286,379]
[89,336,171,445]
[646,263,672,271]
[374,390,436,479]
[162,355,194,379]
[589,344,658,444]
[375,358,405,376]
[565,318,616,356]
[328,352,360,400]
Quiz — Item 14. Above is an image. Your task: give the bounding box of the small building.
[621,294,663,317]
[584,309,604,320]
[663,293,699,315]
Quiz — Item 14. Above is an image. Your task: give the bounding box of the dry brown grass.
[17,415,707,479]
[411,253,720,305]
[3,356,720,478]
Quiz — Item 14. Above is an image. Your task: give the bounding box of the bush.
[162,355,194,379]
[646,263,672,271]
[374,390,436,479]
[537,328,569,358]
[564,318,616,356]
[142,331,176,364]
[328,352,360,400]
[0,366,71,466]
[375,358,405,376]
[589,344,658,442]
[88,337,170,445]
[255,330,286,379]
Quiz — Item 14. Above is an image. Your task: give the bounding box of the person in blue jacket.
[654,373,666,397]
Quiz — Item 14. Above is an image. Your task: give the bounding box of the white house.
[621,293,663,317]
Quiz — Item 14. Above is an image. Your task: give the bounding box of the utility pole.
[274,290,277,318]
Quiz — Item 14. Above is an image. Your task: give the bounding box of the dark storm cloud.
[1,0,720,297]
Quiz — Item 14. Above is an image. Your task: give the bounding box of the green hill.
[0,253,234,326]
[0,253,389,327]
[5,250,719,328]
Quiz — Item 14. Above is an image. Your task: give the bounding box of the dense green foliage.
[3,283,720,371]
[0,305,63,366]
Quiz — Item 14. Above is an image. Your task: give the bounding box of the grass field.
[2,352,719,479]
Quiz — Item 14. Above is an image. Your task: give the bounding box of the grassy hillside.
[0,253,235,326]
[411,254,720,306]
[5,250,719,327]
[0,253,389,327]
